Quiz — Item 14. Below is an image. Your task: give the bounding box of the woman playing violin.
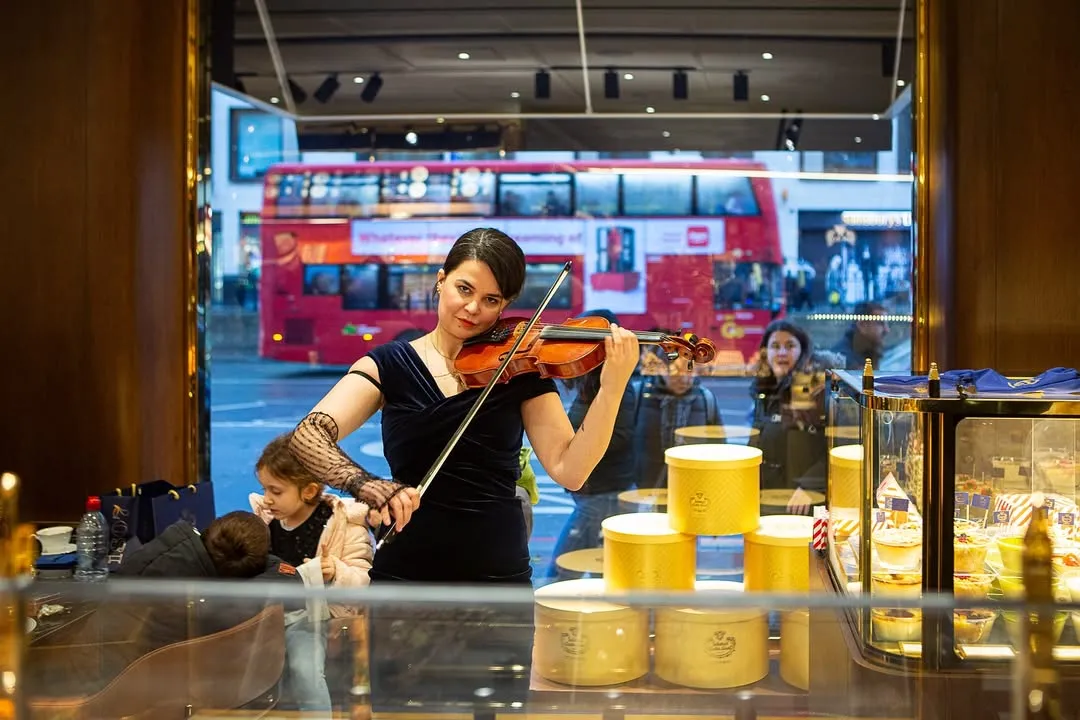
[289,227,640,585]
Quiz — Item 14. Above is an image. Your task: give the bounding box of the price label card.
[971,493,992,510]
[1047,497,1057,510]
[875,510,887,524]
[885,496,910,512]
[955,492,970,507]
[1058,513,1076,527]
[993,510,1011,524]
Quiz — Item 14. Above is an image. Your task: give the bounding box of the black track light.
[288,78,307,105]
[673,70,688,100]
[535,70,551,99]
[314,74,340,103]
[604,69,619,99]
[733,71,749,102]
[360,73,383,103]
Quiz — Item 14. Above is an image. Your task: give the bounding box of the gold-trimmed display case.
[824,369,1080,673]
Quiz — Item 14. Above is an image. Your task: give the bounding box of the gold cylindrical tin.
[829,444,864,509]
[654,580,769,689]
[534,578,649,686]
[616,488,668,514]
[601,513,695,592]
[744,515,815,593]
[664,444,762,536]
[779,609,810,690]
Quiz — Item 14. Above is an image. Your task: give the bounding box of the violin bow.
[375,260,573,550]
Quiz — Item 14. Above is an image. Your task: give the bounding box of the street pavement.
[209,356,757,578]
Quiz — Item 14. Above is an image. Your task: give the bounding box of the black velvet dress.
[366,340,554,584]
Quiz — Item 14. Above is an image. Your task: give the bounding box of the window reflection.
[302,265,340,296]
[714,261,783,311]
[622,174,692,216]
[696,175,760,216]
[498,173,572,216]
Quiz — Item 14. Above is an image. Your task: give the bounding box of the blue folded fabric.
[35,552,77,569]
[875,367,1080,395]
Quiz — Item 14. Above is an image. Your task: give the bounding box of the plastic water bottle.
[74,496,109,582]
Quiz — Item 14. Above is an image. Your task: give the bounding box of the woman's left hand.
[786,487,814,515]
[599,323,640,391]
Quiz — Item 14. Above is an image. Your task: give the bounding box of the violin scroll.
[657,332,717,368]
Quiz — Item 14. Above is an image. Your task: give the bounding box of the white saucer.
[26,618,36,633]
[40,543,76,556]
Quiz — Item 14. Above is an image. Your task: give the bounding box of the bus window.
[508,263,574,310]
[498,173,572,217]
[380,167,495,217]
[386,264,441,311]
[323,173,380,215]
[696,175,760,216]
[622,174,692,216]
[382,170,453,206]
[574,173,618,217]
[303,265,341,296]
[714,262,782,311]
[341,264,380,310]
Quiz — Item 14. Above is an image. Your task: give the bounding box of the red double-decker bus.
[258,159,784,371]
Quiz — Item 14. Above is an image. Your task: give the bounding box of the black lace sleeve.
[290,411,409,511]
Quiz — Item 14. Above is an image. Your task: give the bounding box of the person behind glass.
[831,301,889,369]
[288,227,639,584]
[748,320,834,515]
[636,339,723,489]
[544,309,640,582]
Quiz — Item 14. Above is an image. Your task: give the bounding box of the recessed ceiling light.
[762,52,774,60]
[662,130,671,138]
[645,106,656,113]
[760,94,770,102]
[270,96,280,104]
[353,76,364,84]
[872,113,881,120]
[855,136,863,143]
[897,79,906,87]
[510,91,520,98]
[458,52,471,60]
[437,117,446,124]
[623,73,634,80]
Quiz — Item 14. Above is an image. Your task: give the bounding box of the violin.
[453,315,718,389]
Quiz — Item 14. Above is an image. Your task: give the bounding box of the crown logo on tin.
[706,630,737,660]
[690,491,710,513]
[560,625,587,656]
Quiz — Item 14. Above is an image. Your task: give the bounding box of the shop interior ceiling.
[227,0,915,152]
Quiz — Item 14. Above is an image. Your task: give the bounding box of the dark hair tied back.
[442,228,526,302]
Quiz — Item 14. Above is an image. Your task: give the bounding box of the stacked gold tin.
[535,441,817,691]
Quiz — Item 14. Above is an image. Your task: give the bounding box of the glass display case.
[824,368,1080,671]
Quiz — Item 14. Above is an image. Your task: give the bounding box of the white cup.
[35,526,73,554]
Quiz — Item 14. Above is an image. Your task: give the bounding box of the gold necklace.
[425,335,464,386]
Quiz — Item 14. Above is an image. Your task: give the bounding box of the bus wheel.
[394,329,425,343]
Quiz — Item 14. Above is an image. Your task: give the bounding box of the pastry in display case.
[823,366,1080,671]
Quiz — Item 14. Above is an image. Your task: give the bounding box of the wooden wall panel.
[929,0,1080,375]
[0,2,197,523]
